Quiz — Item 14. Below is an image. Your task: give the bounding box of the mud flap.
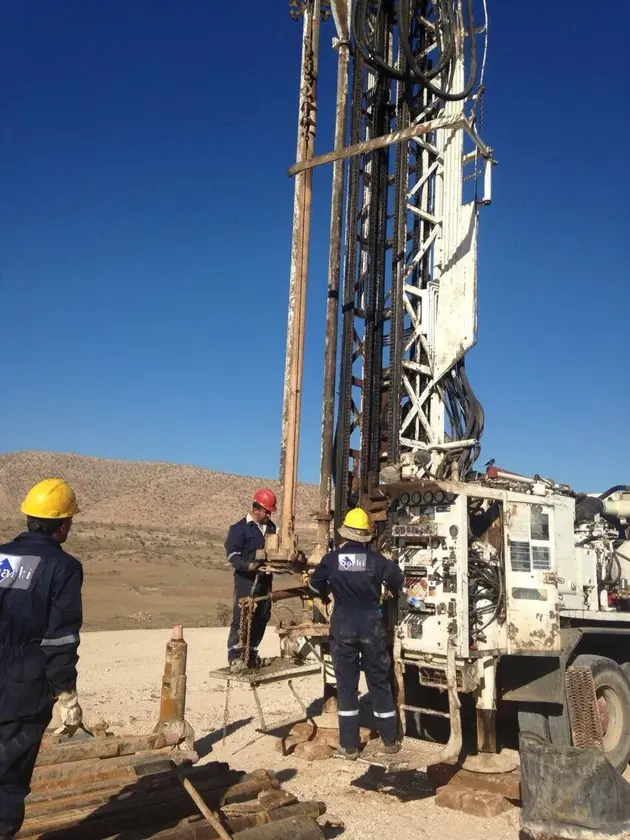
[520,732,630,839]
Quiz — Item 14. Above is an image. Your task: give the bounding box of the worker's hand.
[247,562,261,572]
[54,689,83,736]
[258,565,274,574]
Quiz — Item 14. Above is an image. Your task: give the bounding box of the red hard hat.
[253,488,277,513]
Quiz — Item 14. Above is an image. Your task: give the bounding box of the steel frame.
[277,1,492,553]
[331,1,491,526]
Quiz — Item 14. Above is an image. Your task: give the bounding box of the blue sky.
[1,0,628,492]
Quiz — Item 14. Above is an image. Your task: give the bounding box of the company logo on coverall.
[338,554,367,572]
[0,555,40,589]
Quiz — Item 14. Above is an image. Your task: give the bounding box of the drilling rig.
[254,0,630,783]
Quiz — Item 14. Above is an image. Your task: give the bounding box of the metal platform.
[209,657,321,686]
[358,736,453,772]
[210,657,322,736]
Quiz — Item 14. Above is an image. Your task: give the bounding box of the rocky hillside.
[0,451,318,534]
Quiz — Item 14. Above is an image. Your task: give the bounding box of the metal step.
[211,657,322,737]
[357,736,451,772]
[565,665,604,750]
[208,657,321,685]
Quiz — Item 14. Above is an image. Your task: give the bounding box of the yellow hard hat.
[21,478,80,519]
[343,508,370,531]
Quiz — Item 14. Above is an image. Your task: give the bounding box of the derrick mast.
[276,0,492,559]
[333,0,492,527]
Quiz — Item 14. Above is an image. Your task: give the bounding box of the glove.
[54,689,83,736]
[247,562,261,572]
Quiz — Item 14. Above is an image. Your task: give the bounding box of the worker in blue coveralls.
[0,479,84,839]
[308,508,405,760]
[225,488,278,674]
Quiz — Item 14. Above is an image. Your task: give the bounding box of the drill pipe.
[241,587,307,606]
[34,733,168,767]
[316,34,350,558]
[154,625,194,748]
[24,768,251,818]
[278,0,322,553]
[228,816,323,840]
[27,761,230,805]
[118,803,327,840]
[19,773,278,838]
[31,748,199,786]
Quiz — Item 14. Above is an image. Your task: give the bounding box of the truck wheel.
[517,706,550,740]
[568,655,630,772]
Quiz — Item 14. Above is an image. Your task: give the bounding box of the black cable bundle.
[441,361,485,479]
[468,553,503,640]
[352,0,478,102]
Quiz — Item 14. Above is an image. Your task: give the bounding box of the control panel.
[392,486,469,657]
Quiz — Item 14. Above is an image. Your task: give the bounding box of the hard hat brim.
[20,502,80,519]
[338,525,372,544]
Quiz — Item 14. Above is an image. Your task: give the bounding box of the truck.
[257,0,630,778]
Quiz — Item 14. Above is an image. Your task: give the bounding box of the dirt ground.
[77,627,521,840]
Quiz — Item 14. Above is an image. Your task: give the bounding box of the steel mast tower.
[277,0,493,559]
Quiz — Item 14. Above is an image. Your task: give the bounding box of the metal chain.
[237,572,261,665]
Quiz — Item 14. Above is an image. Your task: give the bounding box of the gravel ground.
[77,627,520,840]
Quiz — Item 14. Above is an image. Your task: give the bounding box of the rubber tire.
[562,654,630,772]
[518,706,550,740]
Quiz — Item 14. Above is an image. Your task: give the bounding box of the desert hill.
[0,451,317,631]
[0,451,318,534]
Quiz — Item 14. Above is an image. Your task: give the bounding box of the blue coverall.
[309,540,404,750]
[225,517,276,666]
[0,532,83,838]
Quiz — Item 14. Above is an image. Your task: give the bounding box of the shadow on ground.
[274,768,298,785]
[351,766,435,802]
[194,717,253,757]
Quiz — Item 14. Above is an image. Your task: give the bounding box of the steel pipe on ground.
[26,764,236,809]
[110,802,326,840]
[18,773,277,839]
[29,751,204,793]
[35,733,168,767]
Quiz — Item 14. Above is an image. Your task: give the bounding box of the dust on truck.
[388,474,630,771]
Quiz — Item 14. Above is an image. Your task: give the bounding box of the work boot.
[378,740,402,755]
[334,746,359,761]
[229,659,248,675]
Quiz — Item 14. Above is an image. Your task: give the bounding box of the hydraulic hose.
[352,0,480,102]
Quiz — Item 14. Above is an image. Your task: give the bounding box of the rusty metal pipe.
[127,803,327,840]
[19,773,277,838]
[241,586,306,606]
[288,114,468,176]
[154,626,195,749]
[316,37,350,558]
[34,733,168,768]
[25,766,252,818]
[134,758,232,840]
[278,0,321,554]
[27,760,227,803]
[31,748,199,786]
